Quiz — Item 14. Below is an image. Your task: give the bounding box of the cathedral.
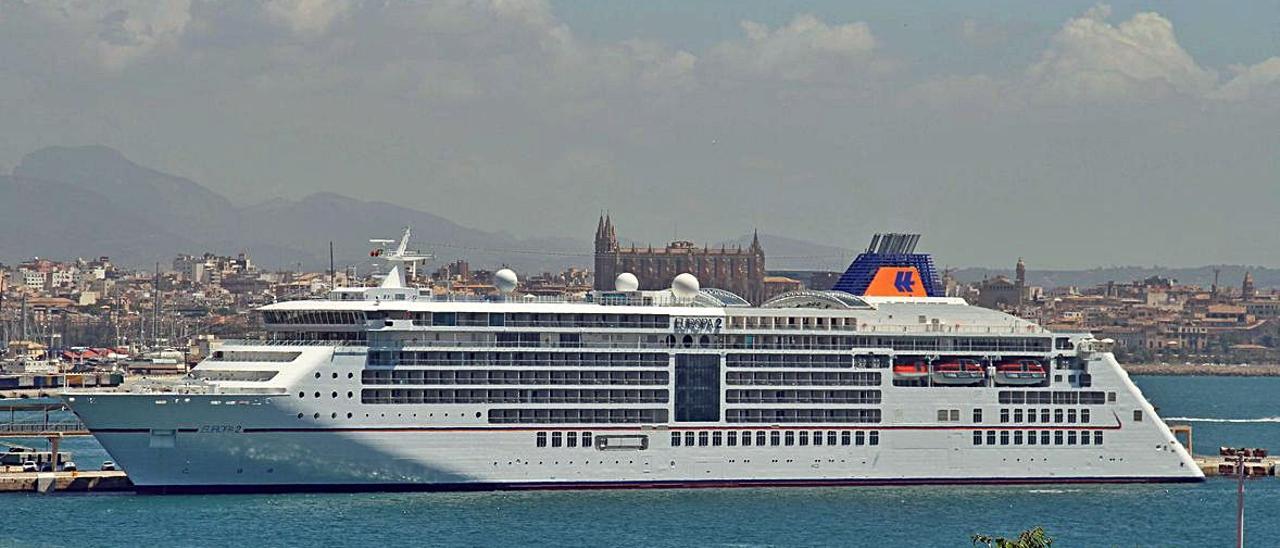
[593,215,766,304]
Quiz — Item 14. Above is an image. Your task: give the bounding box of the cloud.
[908,5,1280,108]
[1213,57,1280,101]
[1024,5,1217,101]
[28,0,193,70]
[705,14,880,82]
[958,18,1011,50]
[263,0,351,37]
[0,2,1275,267]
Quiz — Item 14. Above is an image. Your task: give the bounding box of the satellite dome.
[494,269,518,293]
[671,273,700,299]
[615,272,639,292]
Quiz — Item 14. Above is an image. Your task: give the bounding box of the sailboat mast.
[152,262,161,348]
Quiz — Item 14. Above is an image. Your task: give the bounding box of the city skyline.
[0,2,1277,268]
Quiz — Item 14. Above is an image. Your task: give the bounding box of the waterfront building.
[593,215,765,304]
[976,258,1040,310]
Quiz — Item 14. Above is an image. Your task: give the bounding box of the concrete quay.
[0,470,132,493]
[1123,363,1280,376]
[1193,456,1280,478]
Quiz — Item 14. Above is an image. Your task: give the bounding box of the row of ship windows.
[998,391,1110,405]
[726,371,881,387]
[263,310,1053,352]
[527,430,887,451]
[535,431,595,448]
[1000,408,1091,424]
[207,350,301,363]
[488,408,668,424]
[973,430,1104,446]
[262,310,366,325]
[266,331,1052,355]
[726,389,881,404]
[362,369,669,386]
[356,388,883,405]
[485,409,883,424]
[943,408,1094,424]
[361,388,668,404]
[368,351,670,368]
[271,332,367,342]
[670,430,879,448]
[725,408,881,424]
[265,310,673,328]
[725,354,862,368]
[366,351,892,370]
[359,369,882,387]
[404,312,671,329]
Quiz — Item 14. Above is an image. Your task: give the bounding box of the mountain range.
[0,146,589,273]
[0,145,864,274]
[0,145,1274,289]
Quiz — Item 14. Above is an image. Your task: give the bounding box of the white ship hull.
[66,352,1201,493]
[62,238,1203,493]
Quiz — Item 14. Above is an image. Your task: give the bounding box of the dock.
[1194,455,1280,478]
[0,470,132,493]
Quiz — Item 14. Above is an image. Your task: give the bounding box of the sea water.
[2,375,1277,547]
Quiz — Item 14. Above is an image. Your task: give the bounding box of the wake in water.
[1165,416,1280,423]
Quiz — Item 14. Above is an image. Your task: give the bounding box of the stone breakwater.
[1124,363,1280,376]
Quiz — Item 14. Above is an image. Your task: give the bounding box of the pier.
[0,399,89,437]
[0,470,132,493]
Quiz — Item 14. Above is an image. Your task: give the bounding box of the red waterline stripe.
[132,475,1203,495]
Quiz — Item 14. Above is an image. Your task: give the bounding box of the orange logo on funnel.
[863,267,927,297]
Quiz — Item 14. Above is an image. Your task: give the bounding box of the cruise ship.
[64,231,1202,493]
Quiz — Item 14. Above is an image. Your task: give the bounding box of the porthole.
[347,372,354,379]
[347,392,353,399]
[331,391,338,398]
[314,372,321,379]
[475,412,482,418]
[298,392,305,398]
[313,413,320,419]
[331,412,337,419]
[314,392,321,398]
[332,373,338,379]
[296,413,304,419]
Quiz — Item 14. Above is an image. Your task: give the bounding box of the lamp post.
[1236,450,1245,548]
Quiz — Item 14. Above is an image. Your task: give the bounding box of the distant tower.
[1014,257,1027,306]
[1212,268,1221,298]
[1242,271,1256,300]
[747,229,765,304]
[593,213,619,290]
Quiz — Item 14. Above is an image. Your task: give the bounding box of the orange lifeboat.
[995,359,1047,386]
[931,359,986,386]
[892,361,929,380]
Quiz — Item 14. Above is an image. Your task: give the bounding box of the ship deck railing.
[220,338,1052,354]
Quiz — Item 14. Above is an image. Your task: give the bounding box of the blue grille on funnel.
[831,233,943,297]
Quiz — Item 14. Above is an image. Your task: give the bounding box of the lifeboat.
[892,361,929,380]
[994,359,1047,386]
[931,359,986,386]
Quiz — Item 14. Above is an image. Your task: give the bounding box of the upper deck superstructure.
[63,232,1202,493]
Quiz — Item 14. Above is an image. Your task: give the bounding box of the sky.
[0,0,1277,268]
